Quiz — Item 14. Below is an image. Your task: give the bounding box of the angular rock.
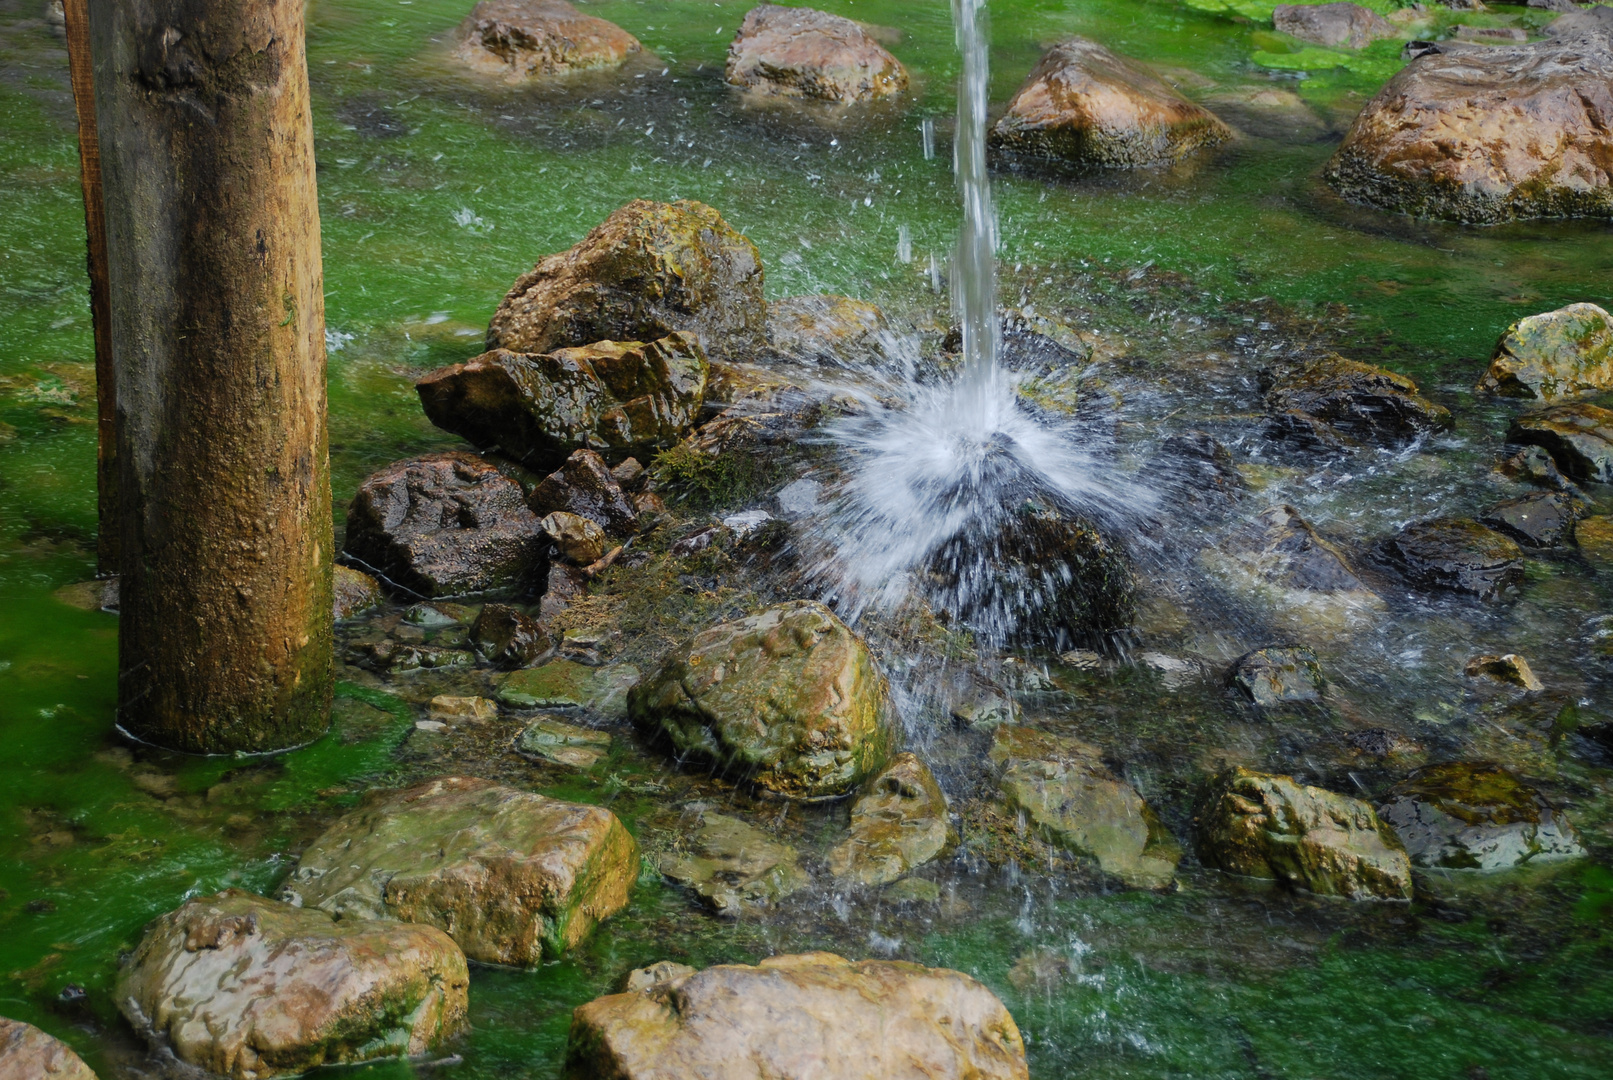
[1195,767,1412,900]
[1478,303,1613,400]
[565,953,1028,1080]
[515,715,613,768]
[630,601,895,799]
[498,659,640,719]
[611,456,647,491]
[765,294,893,368]
[1507,403,1613,483]
[529,449,640,537]
[333,564,384,620]
[280,777,638,965]
[726,4,907,103]
[828,753,952,887]
[1379,762,1585,869]
[1477,491,1583,548]
[542,510,607,565]
[1325,11,1613,222]
[1202,504,1384,632]
[454,0,640,81]
[416,333,710,472]
[487,199,765,364]
[1497,443,1577,490]
[469,602,549,667]
[117,890,467,1080]
[428,695,500,722]
[1381,518,1525,600]
[656,809,808,916]
[1464,653,1543,691]
[1264,354,1451,451]
[989,726,1181,889]
[989,37,1231,171]
[1231,645,1324,708]
[1274,3,1397,49]
[344,452,547,598]
[0,1018,96,1080]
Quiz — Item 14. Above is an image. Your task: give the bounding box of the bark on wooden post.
[89,0,332,753]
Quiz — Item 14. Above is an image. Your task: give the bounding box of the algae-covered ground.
[3,0,1613,1077]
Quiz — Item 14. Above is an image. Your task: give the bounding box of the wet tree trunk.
[89,0,332,753]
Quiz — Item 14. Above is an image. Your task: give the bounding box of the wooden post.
[60,0,117,576]
[88,0,333,753]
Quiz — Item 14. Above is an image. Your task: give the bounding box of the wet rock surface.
[453,0,641,82]
[1263,354,1451,451]
[630,601,895,799]
[1201,504,1383,634]
[469,602,549,667]
[1464,653,1544,692]
[1325,10,1613,222]
[725,4,907,103]
[564,952,1029,1080]
[529,448,641,537]
[0,1017,95,1080]
[417,333,709,473]
[486,199,765,364]
[1477,491,1583,548]
[656,808,808,916]
[1507,403,1613,483]
[828,753,953,887]
[765,294,893,368]
[280,776,639,965]
[1195,767,1413,900]
[1379,763,1585,869]
[1380,518,1525,600]
[1273,3,1397,49]
[344,452,547,598]
[117,890,468,1080]
[333,564,384,620]
[498,659,640,718]
[1231,645,1325,708]
[515,715,613,768]
[990,38,1231,171]
[1478,302,1613,401]
[990,725,1181,889]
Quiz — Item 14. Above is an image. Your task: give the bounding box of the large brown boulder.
[725,4,907,103]
[418,333,709,472]
[454,0,641,81]
[1478,303,1613,401]
[280,776,638,966]
[1195,767,1412,900]
[630,601,895,799]
[117,890,468,1080]
[1325,10,1613,222]
[0,1018,96,1080]
[564,953,1029,1080]
[989,38,1231,171]
[487,200,766,364]
[344,451,547,598]
[1273,3,1397,49]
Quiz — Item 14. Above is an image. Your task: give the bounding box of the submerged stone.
[117,890,467,1080]
[280,777,638,965]
[1273,3,1397,49]
[453,0,640,82]
[828,753,953,887]
[1263,354,1451,451]
[486,199,766,364]
[333,564,384,620]
[989,725,1181,889]
[1201,504,1383,633]
[630,601,895,799]
[1496,444,1576,490]
[1379,762,1585,869]
[1507,403,1613,483]
[656,809,808,916]
[1463,653,1543,692]
[725,4,908,103]
[416,333,709,473]
[528,448,640,537]
[1478,303,1613,401]
[428,695,499,722]
[1381,518,1525,600]
[1230,645,1325,708]
[1477,491,1583,548]
[1195,767,1412,900]
[564,953,1029,1080]
[1576,515,1613,570]
[0,1017,96,1080]
[344,451,547,598]
[497,660,640,720]
[989,37,1231,171]
[469,602,549,667]
[515,715,613,768]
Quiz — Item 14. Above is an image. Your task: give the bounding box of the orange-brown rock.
[1325,10,1613,222]
[989,38,1231,170]
[117,890,467,1080]
[564,953,1028,1080]
[725,4,907,103]
[455,0,641,81]
[487,200,765,364]
[0,1017,96,1080]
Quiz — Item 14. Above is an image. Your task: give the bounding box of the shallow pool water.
[3,0,1613,1076]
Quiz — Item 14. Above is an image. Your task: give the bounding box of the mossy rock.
[1378,762,1585,870]
[1508,403,1613,483]
[498,660,641,720]
[655,809,807,916]
[1479,303,1613,401]
[827,753,954,887]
